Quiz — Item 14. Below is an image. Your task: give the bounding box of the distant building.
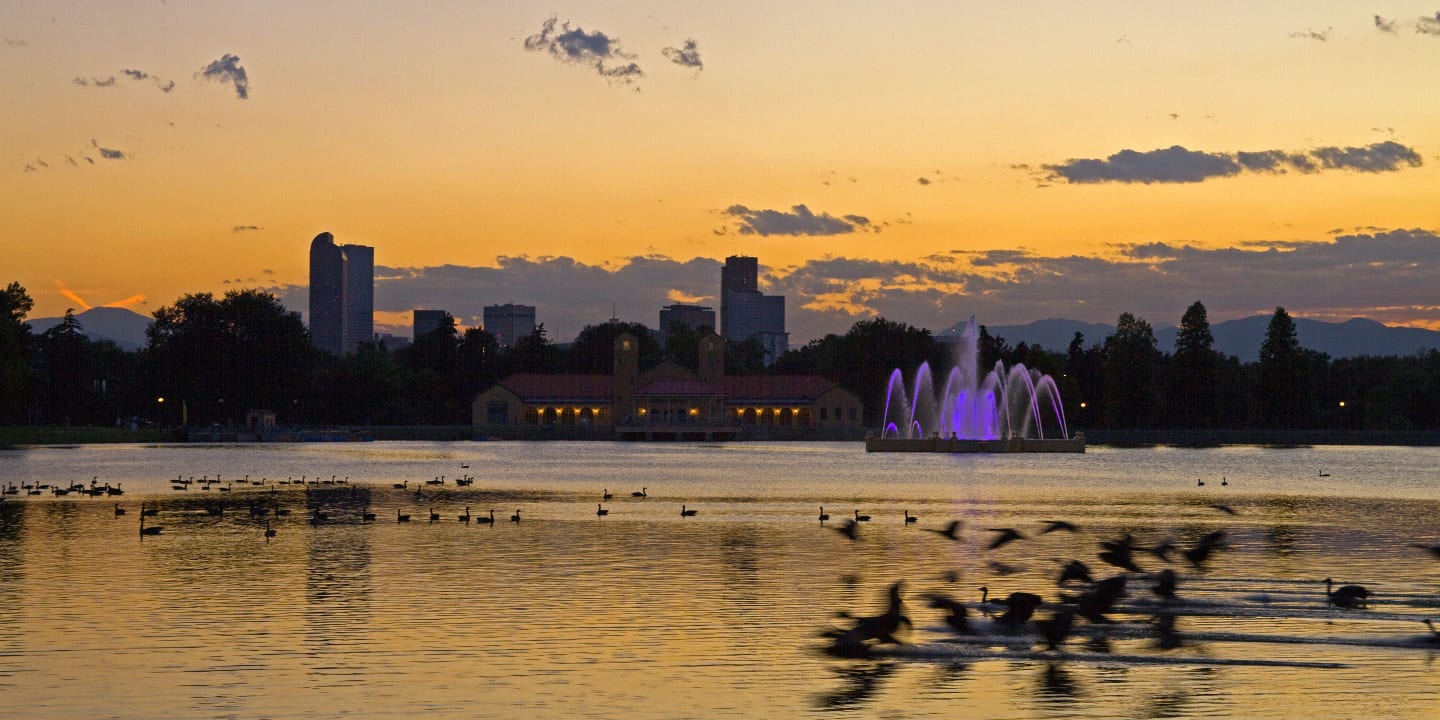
[308,232,374,354]
[376,334,411,352]
[658,304,716,344]
[484,303,536,348]
[413,309,449,340]
[473,331,863,439]
[720,255,788,364]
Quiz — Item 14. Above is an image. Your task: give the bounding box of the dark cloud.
[661,38,703,69]
[91,139,126,160]
[122,68,176,92]
[265,229,1440,345]
[1310,140,1422,172]
[1288,27,1332,41]
[197,54,249,99]
[524,16,643,87]
[73,75,117,87]
[722,204,873,236]
[1417,12,1440,36]
[1043,141,1422,184]
[232,225,263,233]
[1374,15,1397,33]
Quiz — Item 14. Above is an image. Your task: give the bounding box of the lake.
[1,441,1438,719]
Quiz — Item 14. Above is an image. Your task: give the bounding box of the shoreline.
[4,425,1440,448]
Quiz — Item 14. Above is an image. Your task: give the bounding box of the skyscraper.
[413,309,449,340]
[308,232,374,355]
[658,303,716,345]
[720,255,787,364]
[483,303,536,348]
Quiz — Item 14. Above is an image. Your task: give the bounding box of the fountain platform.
[865,433,1086,453]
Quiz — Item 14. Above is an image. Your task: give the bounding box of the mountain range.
[25,307,1440,363]
[942,316,1440,363]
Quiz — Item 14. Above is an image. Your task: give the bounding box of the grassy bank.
[0,426,182,447]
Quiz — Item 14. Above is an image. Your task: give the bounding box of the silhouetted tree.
[1064,331,1103,429]
[35,309,88,425]
[725,338,767,375]
[396,313,462,423]
[0,281,35,424]
[510,323,562,374]
[1172,300,1220,428]
[567,321,660,374]
[1258,307,1307,428]
[1102,313,1162,428]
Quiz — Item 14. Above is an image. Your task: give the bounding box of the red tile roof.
[495,374,613,402]
[634,379,725,396]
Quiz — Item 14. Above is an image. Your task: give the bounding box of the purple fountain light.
[881,317,1069,440]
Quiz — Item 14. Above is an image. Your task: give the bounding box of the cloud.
[197,54,249,99]
[5,38,28,48]
[720,204,877,237]
[263,228,1440,346]
[232,225,263,233]
[1288,27,1332,41]
[1374,15,1397,33]
[1418,12,1440,36]
[661,38,703,69]
[53,280,93,311]
[524,16,643,87]
[1042,141,1422,184]
[73,75,117,87]
[91,139,126,160]
[122,68,175,92]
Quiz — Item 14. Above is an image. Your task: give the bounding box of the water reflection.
[813,661,897,710]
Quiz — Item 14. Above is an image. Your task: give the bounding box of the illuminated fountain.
[866,317,1082,453]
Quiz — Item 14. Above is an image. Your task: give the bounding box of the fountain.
[865,317,1084,453]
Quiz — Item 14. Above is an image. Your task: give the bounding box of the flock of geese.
[820,507,1440,660]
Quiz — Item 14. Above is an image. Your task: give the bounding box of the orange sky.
[3,2,1438,340]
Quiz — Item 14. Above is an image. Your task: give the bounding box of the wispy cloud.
[1288,27,1332,42]
[661,38,703,70]
[1041,141,1422,184]
[232,225,263,233]
[197,54,249,99]
[720,204,874,236]
[524,16,644,87]
[53,280,93,311]
[122,68,175,92]
[1418,11,1440,36]
[91,139,127,160]
[73,75,117,87]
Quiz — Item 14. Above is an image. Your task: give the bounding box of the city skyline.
[4,3,1439,344]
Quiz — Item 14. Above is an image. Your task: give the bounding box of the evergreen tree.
[0,282,35,424]
[1258,307,1306,428]
[1102,313,1162,428]
[1173,300,1219,427]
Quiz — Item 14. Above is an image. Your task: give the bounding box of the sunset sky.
[4,2,1438,344]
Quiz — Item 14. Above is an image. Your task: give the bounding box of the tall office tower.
[719,255,787,364]
[413,309,449,340]
[308,232,375,355]
[658,304,716,345]
[483,303,536,348]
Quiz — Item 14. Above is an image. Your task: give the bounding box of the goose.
[476,509,496,525]
[139,516,163,536]
[1221,477,1229,486]
[458,506,471,524]
[631,487,647,498]
[985,527,1026,550]
[831,518,859,541]
[1197,478,1205,486]
[1041,520,1079,534]
[393,480,407,490]
[924,520,963,541]
[362,508,377,522]
[1057,559,1093,585]
[603,489,614,500]
[141,502,158,517]
[854,509,871,522]
[397,509,411,523]
[597,503,609,517]
[429,507,440,523]
[1034,609,1076,650]
[903,510,918,524]
[510,509,521,523]
[682,504,698,517]
[1325,578,1370,609]
[114,503,126,517]
[264,521,276,539]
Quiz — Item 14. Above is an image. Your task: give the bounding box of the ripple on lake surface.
[1,441,1438,719]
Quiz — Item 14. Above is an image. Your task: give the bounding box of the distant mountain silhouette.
[26,307,151,351]
[939,316,1440,363]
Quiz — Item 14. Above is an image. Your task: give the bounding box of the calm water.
[1,441,1437,719]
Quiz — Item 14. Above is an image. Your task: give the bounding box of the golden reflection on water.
[0,442,1438,718]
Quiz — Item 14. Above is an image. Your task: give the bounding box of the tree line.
[3,281,1438,432]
